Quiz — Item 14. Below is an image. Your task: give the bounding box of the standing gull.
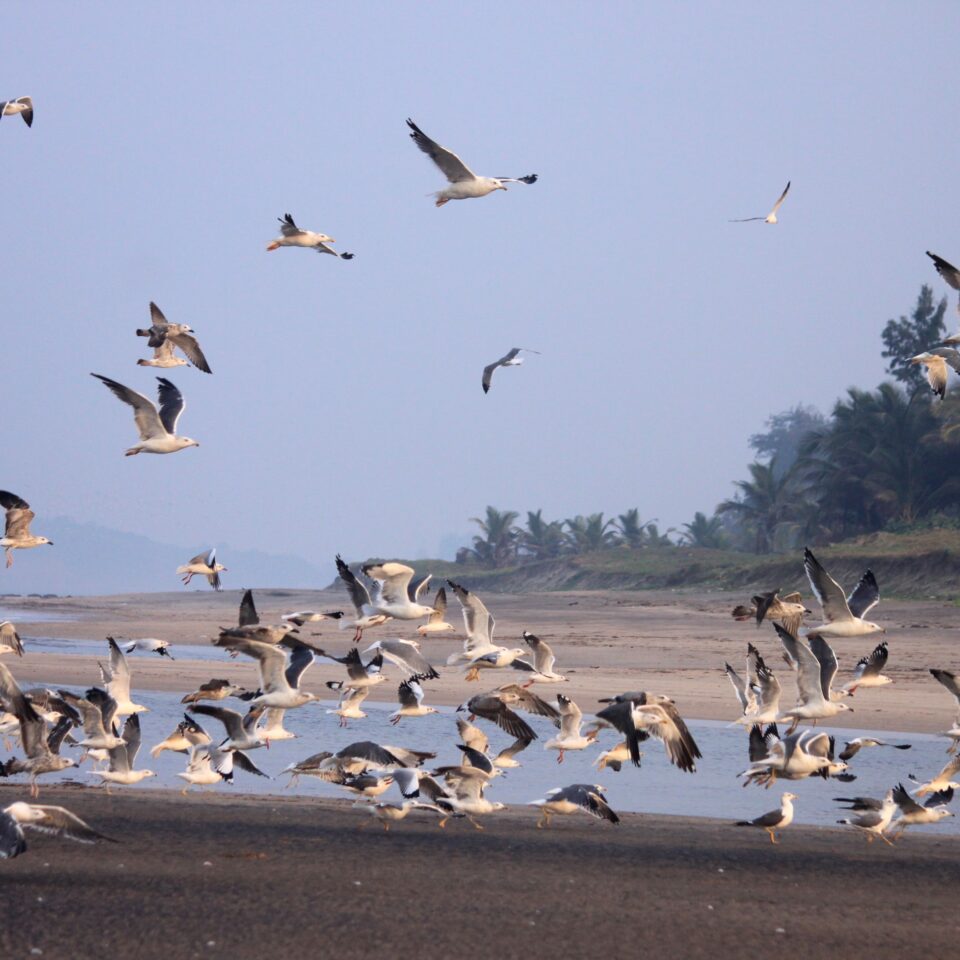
[266,214,354,259]
[482,348,540,394]
[730,180,790,223]
[803,548,883,640]
[0,491,53,567]
[735,792,796,844]
[177,548,226,590]
[837,790,897,845]
[406,118,537,207]
[135,302,212,373]
[0,96,33,127]
[91,374,199,455]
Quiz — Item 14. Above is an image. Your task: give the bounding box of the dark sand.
[2,784,959,960]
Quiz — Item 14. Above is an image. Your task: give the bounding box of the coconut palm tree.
[467,506,520,568]
[518,510,566,561]
[679,512,727,549]
[564,513,619,554]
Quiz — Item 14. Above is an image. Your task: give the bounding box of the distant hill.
[0,516,326,596]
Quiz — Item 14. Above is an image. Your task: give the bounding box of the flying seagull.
[730,181,790,223]
[731,589,809,638]
[803,547,883,640]
[1,96,33,127]
[266,214,354,259]
[406,118,537,207]
[91,374,199,456]
[135,302,212,374]
[0,492,53,568]
[361,562,437,620]
[528,783,619,828]
[0,622,24,657]
[0,802,115,859]
[482,347,540,394]
[926,251,960,315]
[910,349,960,400]
[177,548,226,590]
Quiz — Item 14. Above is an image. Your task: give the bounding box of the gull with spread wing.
[0,492,53,568]
[135,301,212,373]
[803,548,883,640]
[730,180,790,223]
[266,213,354,259]
[482,347,541,394]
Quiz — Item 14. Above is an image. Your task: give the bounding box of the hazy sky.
[4,3,960,587]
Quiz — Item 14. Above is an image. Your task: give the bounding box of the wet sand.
[2,784,959,960]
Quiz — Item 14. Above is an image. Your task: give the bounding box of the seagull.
[0,491,53,567]
[803,548,883,640]
[187,704,265,753]
[91,373,199,456]
[352,798,448,831]
[122,638,174,659]
[90,715,155,790]
[909,350,960,399]
[335,555,391,642]
[214,636,319,710]
[837,790,897,845]
[0,96,33,127]
[150,714,211,758]
[926,251,960,315]
[181,679,248,705]
[340,772,396,799]
[429,768,506,830]
[282,610,344,627]
[730,180,790,223]
[731,589,808,638]
[889,782,955,836]
[774,624,852,729]
[913,756,960,797]
[459,685,559,741]
[544,694,591,763]
[726,644,782,726]
[266,214,354,259]
[0,802,115,859]
[735,792,796,844]
[137,338,187,371]
[177,743,266,792]
[841,641,892,695]
[257,707,296,743]
[333,740,435,773]
[100,638,148,716]
[445,580,501,665]
[493,736,533,769]
[135,302,212,374]
[0,622,24,657]
[529,783,619,829]
[406,118,537,207]
[463,645,528,683]
[456,718,489,756]
[387,680,438,727]
[317,647,386,692]
[482,347,540,394]
[362,562,437,621]
[741,727,850,787]
[325,683,371,726]
[177,548,226,590]
[57,690,125,751]
[838,737,911,762]
[506,631,567,686]
[417,587,456,636]
[362,638,439,680]
[594,740,632,773]
[217,589,298,645]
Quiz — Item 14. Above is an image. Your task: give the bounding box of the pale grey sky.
[3,2,959,592]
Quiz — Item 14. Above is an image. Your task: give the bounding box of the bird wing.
[91,374,167,440]
[497,683,561,720]
[283,640,315,689]
[429,587,448,620]
[103,638,132,702]
[775,625,826,706]
[149,301,169,325]
[755,662,782,714]
[279,213,304,238]
[468,696,536,741]
[807,635,840,699]
[371,640,438,680]
[121,714,142,768]
[846,570,880,619]
[634,702,701,773]
[239,589,259,627]
[406,119,477,182]
[927,251,960,291]
[362,562,415,606]
[187,704,244,739]
[724,663,749,712]
[447,580,494,648]
[557,695,583,737]
[409,574,432,602]
[525,633,556,674]
[495,737,532,762]
[168,331,212,374]
[931,669,960,704]
[769,180,791,215]
[214,637,288,692]
[397,680,424,710]
[803,548,853,623]
[155,378,186,434]
[26,805,114,844]
[0,492,34,539]
[892,783,926,816]
[856,641,888,679]
[0,813,26,859]
[336,555,372,614]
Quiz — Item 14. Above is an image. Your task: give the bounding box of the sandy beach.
[3,587,960,958]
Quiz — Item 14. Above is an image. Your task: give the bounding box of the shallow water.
[11,652,960,835]
[0,607,77,623]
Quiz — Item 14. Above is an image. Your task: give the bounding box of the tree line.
[457,285,960,566]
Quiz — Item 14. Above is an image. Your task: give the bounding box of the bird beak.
[47,541,55,546]
[501,184,509,191]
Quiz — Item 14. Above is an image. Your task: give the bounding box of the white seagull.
[730,180,790,223]
[213,636,319,710]
[363,638,439,680]
[445,580,501,665]
[101,638,148,716]
[406,118,537,207]
[841,641,892,695]
[135,302,212,374]
[336,555,391,642]
[417,587,456,636]
[735,792,796,844]
[774,624,852,729]
[803,548,883,640]
[544,694,591,763]
[362,562,437,621]
[0,802,115,860]
[177,548,226,590]
[508,631,567,685]
[1,96,33,127]
[90,715,156,790]
[910,350,960,400]
[266,214,354,259]
[91,373,199,456]
[390,680,439,725]
[837,790,897,845]
[0,491,53,568]
[122,638,174,659]
[482,347,540,394]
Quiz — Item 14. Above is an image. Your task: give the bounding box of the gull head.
[835,702,854,714]
[863,621,885,635]
[177,437,200,450]
[38,538,53,547]
[782,792,798,802]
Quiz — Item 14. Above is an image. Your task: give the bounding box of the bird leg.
[537,812,551,829]
[878,832,895,847]
[767,830,778,845]
[353,626,362,644]
[465,668,480,683]
[557,750,565,764]
[521,680,534,690]
[467,816,484,831]
[438,817,449,829]
[389,716,401,726]
[339,716,348,729]
[5,550,13,569]
[382,822,390,832]
[435,198,449,208]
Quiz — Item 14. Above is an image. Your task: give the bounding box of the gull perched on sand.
[101,638,148,716]
[336,555,390,642]
[841,641,891,696]
[0,622,24,657]
[910,349,960,400]
[362,562,437,621]
[774,624,852,729]
[803,548,883,640]
[837,790,897,845]
[0,491,53,568]
[446,580,501,665]
[926,251,960,314]
[735,792,796,844]
[266,213,354,259]
[0,802,115,860]
[731,589,808,638]
[136,302,212,373]
[544,694,591,763]
[122,638,174,659]
[730,180,790,223]
[406,118,537,207]
[0,664,75,796]
[177,548,226,591]
[482,347,540,394]
[0,96,33,127]
[91,373,199,456]
[529,783,619,829]
[417,587,456,636]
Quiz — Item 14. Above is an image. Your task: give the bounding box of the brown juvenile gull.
[735,791,796,844]
[91,373,199,455]
[181,679,248,704]
[482,347,540,394]
[177,548,226,590]
[458,685,559,742]
[0,96,33,127]
[0,622,24,657]
[730,180,790,223]
[218,589,298,644]
[0,491,53,567]
[135,301,212,373]
[266,213,354,259]
[0,801,115,859]
[803,547,883,640]
[731,589,808,638]
[529,783,619,829]
[406,118,537,207]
